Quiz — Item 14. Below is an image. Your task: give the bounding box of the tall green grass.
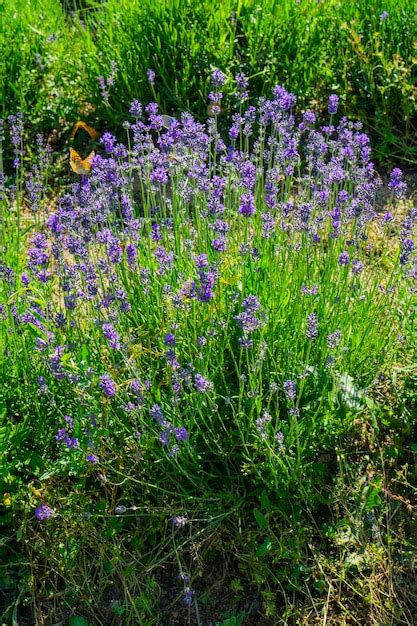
[1,0,416,165]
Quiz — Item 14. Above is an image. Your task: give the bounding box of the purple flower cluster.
[102,323,121,350]
[35,504,54,520]
[56,427,79,449]
[328,94,339,115]
[147,69,156,85]
[6,77,412,491]
[306,313,319,341]
[8,113,23,168]
[185,254,218,303]
[150,404,188,452]
[100,373,117,397]
[97,60,118,103]
[283,380,297,401]
[172,515,188,527]
[327,330,342,349]
[194,373,213,394]
[388,168,407,199]
[256,410,272,440]
[235,296,263,349]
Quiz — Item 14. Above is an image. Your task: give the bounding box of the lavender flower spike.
[306,313,318,341]
[328,94,339,114]
[35,504,54,520]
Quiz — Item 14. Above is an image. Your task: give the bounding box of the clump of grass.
[0,76,415,624]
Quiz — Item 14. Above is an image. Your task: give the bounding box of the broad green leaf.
[256,538,272,557]
[253,507,267,529]
[363,479,383,511]
[260,490,271,511]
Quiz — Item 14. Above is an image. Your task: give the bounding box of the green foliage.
[0,3,416,622]
[69,617,91,626]
[1,0,416,164]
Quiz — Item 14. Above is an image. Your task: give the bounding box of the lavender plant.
[1,77,415,623]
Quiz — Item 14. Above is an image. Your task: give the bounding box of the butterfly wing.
[161,114,176,129]
[82,123,100,141]
[70,148,95,175]
[69,147,83,174]
[81,151,95,172]
[70,121,100,141]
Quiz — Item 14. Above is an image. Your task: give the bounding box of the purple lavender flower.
[150,166,169,185]
[194,254,209,269]
[301,283,319,296]
[327,330,342,349]
[97,61,117,102]
[273,85,296,110]
[21,273,30,287]
[306,313,318,341]
[100,132,117,154]
[150,404,164,425]
[173,515,188,527]
[129,99,142,117]
[126,243,137,265]
[256,411,271,439]
[183,587,194,607]
[328,94,339,114]
[283,380,297,401]
[235,295,263,341]
[352,259,364,275]
[107,61,117,86]
[239,193,255,217]
[8,113,23,168]
[380,10,388,20]
[37,376,48,394]
[211,69,226,88]
[159,430,171,445]
[400,238,414,265]
[275,431,285,453]
[102,323,121,350]
[303,110,316,125]
[212,237,227,252]
[388,168,407,199]
[99,373,117,397]
[173,426,187,442]
[165,332,176,346]
[239,337,253,349]
[208,91,223,105]
[155,245,174,274]
[86,453,99,464]
[35,504,54,520]
[194,373,213,393]
[235,72,249,101]
[65,437,79,449]
[55,428,67,442]
[381,211,393,223]
[147,69,156,85]
[190,261,218,303]
[242,295,260,312]
[338,251,350,266]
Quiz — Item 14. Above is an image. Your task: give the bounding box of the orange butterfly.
[69,147,95,175]
[70,121,100,141]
